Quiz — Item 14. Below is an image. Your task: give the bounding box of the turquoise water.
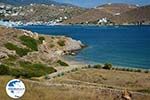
[17,25,150,69]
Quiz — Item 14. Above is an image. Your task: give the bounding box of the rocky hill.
[2,4,86,22]
[1,3,150,25]
[63,3,138,24]
[64,3,150,25]
[0,26,84,78]
[63,8,113,24]
[0,0,73,7]
[112,5,150,24]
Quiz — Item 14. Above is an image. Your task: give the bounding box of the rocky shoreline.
[0,20,150,28]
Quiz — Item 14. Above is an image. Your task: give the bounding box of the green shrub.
[134,69,142,72]
[38,36,45,44]
[57,40,65,46]
[10,68,24,78]
[112,67,118,70]
[44,74,50,79]
[61,72,65,76]
[51,37,55,39]
[50,44,55,48]
[57,74,61,77]
[87,65,92,68]
[4,43,31,57]
[5,42,18,50]
[19,61,32,67]
[7,55,17,61]
[19,35,38,51]
[0,64,10,75]
[137,88,150,93]
[127,68,134,72]
[103,63,112,70]
[93,64,102,69]
[10,68,38,78]
[57,60,69,66]
[16,48,30,57]
[144,70,149,73]
[0,61,56,78]
[2,55,17,66]
[18,61,57,78]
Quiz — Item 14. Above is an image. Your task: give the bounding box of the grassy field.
[0,68,150,100]
[0,76,118,100]
[51,68,150,92]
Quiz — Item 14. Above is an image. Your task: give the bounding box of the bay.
[17,25,150,69]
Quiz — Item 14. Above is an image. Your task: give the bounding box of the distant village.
[0,3,69,26]
[0,3,116,26]
[0,3,150,26]
[0,4,21,17]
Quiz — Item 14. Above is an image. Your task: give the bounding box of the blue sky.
[55,0,150,8]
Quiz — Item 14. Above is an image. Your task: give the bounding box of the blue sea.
[17,25,150,69]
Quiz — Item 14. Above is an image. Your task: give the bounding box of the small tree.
[38,36,45,44]
[103,63,112,70]
[57,60,69,66]
[57,40,65,46]
[93,64,102,69]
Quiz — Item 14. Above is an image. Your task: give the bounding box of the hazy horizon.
[54,0,150,8]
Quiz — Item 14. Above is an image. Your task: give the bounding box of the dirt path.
[47,64,87,79]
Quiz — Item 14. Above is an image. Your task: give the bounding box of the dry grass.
[0,76,116,100]
[0,69,150,100]
[51,69,150,92]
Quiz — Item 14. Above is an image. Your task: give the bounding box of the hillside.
[63,3,138,24]
[63,8,112,24]
[2,4,86,22]
[96,3,138,15]
[0,0,74,7]
[0,26,84,78]
[112,5,150,24]
[0,27,150,100]
[1,3,150,25]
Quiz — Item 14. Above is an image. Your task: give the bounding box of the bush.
[10,68,24,78]
[93,64,102,69]
[2,55,17,66]
[10,68,39,78]
[19,35,38,51]
[0,62,56,78]
[5,42,18,50]
[87,65,92,68]
[38,36,45,44]
[61,72,65,76]
[137,88,150,93]
[134,69,142,72]
[0,64,10,75]
[57,40,65,46]
[44,74,50,79]
[4,43,31,57]
[103,63,112,70]
[57,60,69,66]
[144,70,149,73]
[16,48,31,57]
[50,44,55,48]
[18,61,57,78]
[7,55,17,61]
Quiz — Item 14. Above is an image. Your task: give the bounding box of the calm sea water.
[17,25,150,69]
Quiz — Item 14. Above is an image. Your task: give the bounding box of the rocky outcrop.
[0,26,84,66]
[64,37,84,51]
